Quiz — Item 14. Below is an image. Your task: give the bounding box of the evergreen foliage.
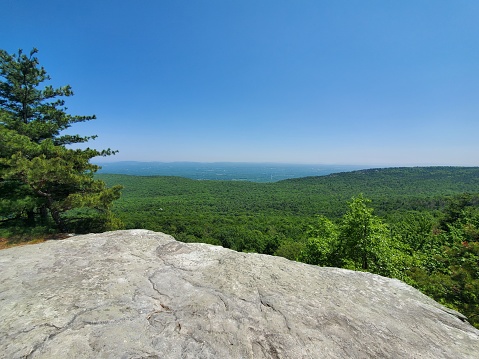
[0,49,122,233]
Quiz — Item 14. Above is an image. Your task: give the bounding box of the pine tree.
[0,48,122,233]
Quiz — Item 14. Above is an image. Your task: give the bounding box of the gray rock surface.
[1,229,478,358]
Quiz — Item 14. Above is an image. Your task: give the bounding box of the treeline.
[98,167,479,327]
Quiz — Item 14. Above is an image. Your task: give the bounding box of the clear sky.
[2,0,478,166]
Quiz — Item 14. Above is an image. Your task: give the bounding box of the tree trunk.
[39,205,49,225]
[26,209,35,226]
[49,207,67,233]
[30,186,68,232]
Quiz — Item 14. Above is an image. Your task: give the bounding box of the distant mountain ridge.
[279,166,479,195]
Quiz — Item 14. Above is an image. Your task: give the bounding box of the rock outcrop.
[1,229,478,358]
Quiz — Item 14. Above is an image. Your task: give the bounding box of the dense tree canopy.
[0,48,122,233]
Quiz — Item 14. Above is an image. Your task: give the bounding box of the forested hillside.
[99,167,479,238]
[98,166,479,328]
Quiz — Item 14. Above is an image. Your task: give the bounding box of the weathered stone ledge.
[0,229,478,358]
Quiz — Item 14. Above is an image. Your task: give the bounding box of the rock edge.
[0,229,478,358]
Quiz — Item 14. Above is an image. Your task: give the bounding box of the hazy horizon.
[94,161,479,183]
[94,161,372,182]
[93,159,478,168]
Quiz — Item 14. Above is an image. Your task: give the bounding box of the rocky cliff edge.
[1,229,478,358]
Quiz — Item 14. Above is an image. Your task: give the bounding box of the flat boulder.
[1,229,478,358]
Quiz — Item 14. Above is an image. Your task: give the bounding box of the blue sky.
[2,0,478,166]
